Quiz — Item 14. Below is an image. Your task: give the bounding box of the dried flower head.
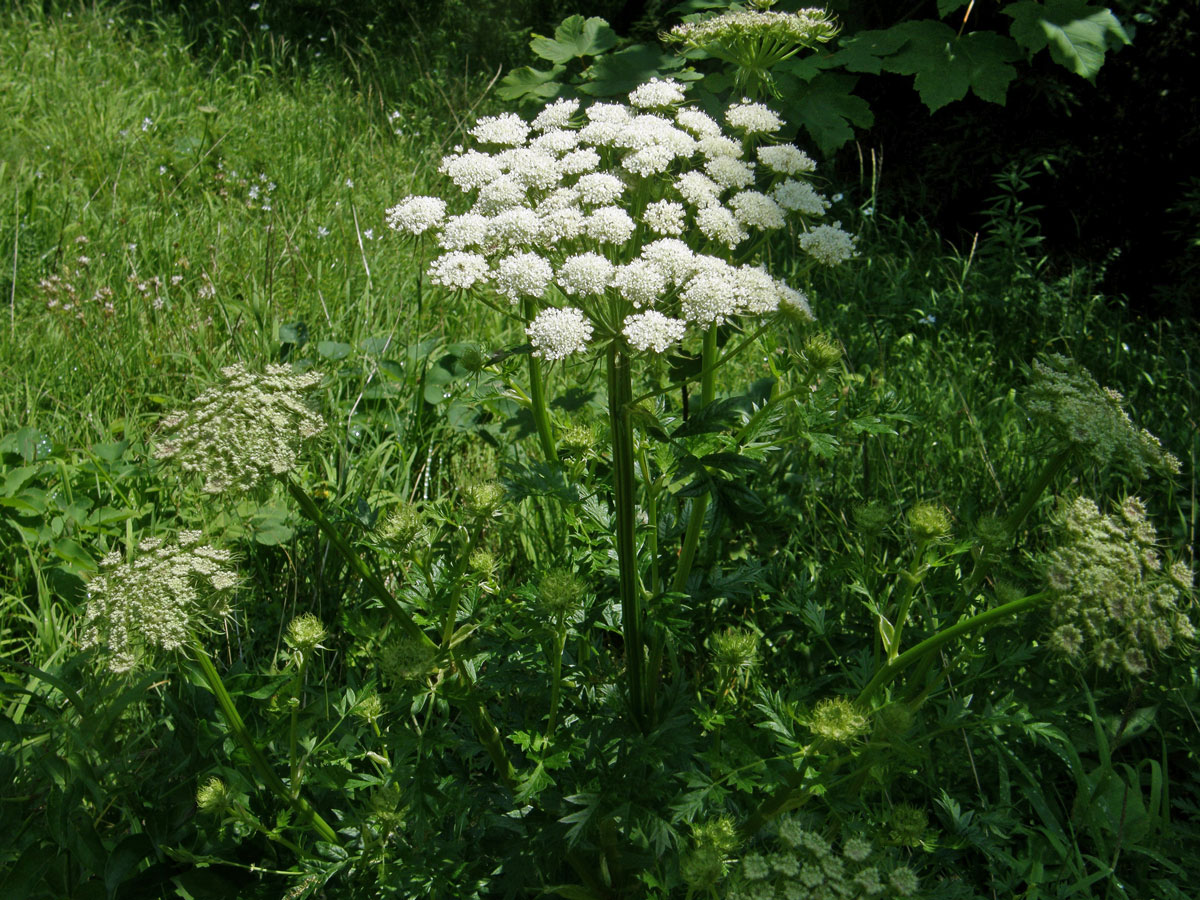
[1027,354,1181,478]
[153,364,324,493]
[1043,495,1195,676]
[83,533,238,672]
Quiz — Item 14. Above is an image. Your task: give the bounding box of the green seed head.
[536,568,586,618]
[196,776,231,815]
[463,481,506,519]
[800,333,842,373]
[469,548,497,581]
[711,626,760,674]
[889,805,928,847]
[286,613,327,653]
[376,503,425,555]
[908,502,951,543]
[809,697,868,743]
[853,501,891,537]
[558,423,597,459]
[353,692,383,724]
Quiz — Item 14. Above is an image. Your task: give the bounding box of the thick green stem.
[287,656,308,796]
[454,657,519,793]
[608,343,646,727]
[887,543,928,663]
[525,299,558,463]
[546,611,567,737]
[191,641,341,846]
[672,325,719,594]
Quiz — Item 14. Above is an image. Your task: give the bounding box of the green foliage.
[2,3,1198,899]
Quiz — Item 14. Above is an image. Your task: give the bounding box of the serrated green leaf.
[882,21,1019,111]
[938,0,972,15]
[1005,0,1129,78]
[578,44,684,97]
[780,72,874,156]
[317,340,351,360]
[829,28,911,75]
[530,16,617,64]
[496,65,568,103]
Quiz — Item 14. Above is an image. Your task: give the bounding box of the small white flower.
[771,179,829,217]
[576,173,626,206]
[642,200,686,236]
[537,207,587,245]
[440,149,503,191]
[474,175,527,214]
[363,228,375,240]
[586,206,636,244]
[557,253,614,297]
[486,208,541,250]
[250,2,260,9]
[158,165,168,175]
[705,156,755,189]
[316,226,330,238]
[614,260,668,308]
[640,238,696,285]
[470,112,530,146]
[725,100,783,134]
[533,97,580,132]
[799,223,858,266]
[142,117,153,131]
[527,307,593,360]
[622,144,676,176]
[757,144,816,175]
[531,129,580,154]
[439,213,490,250]
[584,102,632,124]
[560,147,601,174]
[623,310,686,352]
[697,135,742,160]
[628,77,687,109]
[680,265,739,325]
[496,147,562,191]
[696,205,748,248]
[675,108,721,137]
[735,266,781,314]
[494,252,554,302]
[729,190,786,230]
[675,171,722,208]
[385,195,447,236]
[345,178,354,188]
[428,251,490,290]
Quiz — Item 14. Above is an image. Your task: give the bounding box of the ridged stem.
[672,325,719,594]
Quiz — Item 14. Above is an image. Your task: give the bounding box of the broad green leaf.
[579,44,684,97]
[780,72,874,156]
[317,340,351,360]
[530,16,617,64]
[828,28,911,75]
[882,21,1020,110]
[938,0,971,14]
[496,65,568,103]
[1005,0,1130,78]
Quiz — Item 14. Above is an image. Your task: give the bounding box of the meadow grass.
[2,3,1198,898]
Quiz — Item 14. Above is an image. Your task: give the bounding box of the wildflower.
[696,205,748,248]
[729,190,786,229]
[316,226,330,238]
[385,195,446,236]
[799,223,858,265]
[83,534,238,672]
[771,179,829,216]
[576,172,626,206]
[676,171,723,208]
[642,199,686,236]
[439,213,490,250]
[469,112,530,146]
[428,251,490,290]
[757,144,816,175]
[556,253,614,297]
[676,108,722,137]
[681,265,739,325]
[494,251,553,302]
[614,260,668,308]
[623,310,686,352]
[153,364,324,493]
[440,149,503,191]
[585,206,636,244]
[628,77,687,108]
[197,777,231,814]
[532,97,579,131]
[527,307,594,360]
[725,100,783,133]
[705,156,756,189]
[808,696,868,742]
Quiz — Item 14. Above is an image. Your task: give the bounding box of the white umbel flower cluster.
[389,79,849,356]
[154,364,325,493]
[83,533,238,673]
[527,307,594,360]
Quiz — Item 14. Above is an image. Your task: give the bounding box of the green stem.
[285,476,435,651]
[672,325,719,594]
[191,641,341,846]
[287,656,308,796]
[887,543,928,663]
[525,299,558,463]
[440,527,483,647]
[608,343,646,727]
[286,476,518,787]
[639,444,661,597]
[743,591,1051,838]
[546,610,567,737]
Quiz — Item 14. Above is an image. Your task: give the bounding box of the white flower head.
[623,310,686,352]
[696,204,748,248]
[487,208,541,251]
[680,265,739,325]
[697,134,743,160]
[628,77,687,109]
[474,175,527,214]
[537,207,587,245]
[621,144,676,176]
[676,171,722,208]
[725,100,783,134]
[641,238,697,285]
[800,223,858,266]
[614,260,668,307]
[440,149,503,191]
[705,156,756,189]
[560,147,601,174]
[531,129,581,154]
[497,147,562,191]
[675,108,722,137]
[470,112,530,146]
[533,97,580,132]
[729,190,786,230]
[735,266,781,314]
[385,196,446,236]
[557,252,614,297]
[772,179,829,217]
[586,206,636,244]
[576,172,626,206]
[642,200,686,236]
[757,144,816,175]
[428,251,491,290]
[527,307,593,361]
[776,282,814,320]
[494,252,553,302]
[439,213,490,250]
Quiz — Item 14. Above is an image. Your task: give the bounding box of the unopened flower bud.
[286,613,327,653]
[907,502,951,543]
[196,777,231,815]
[463,482,506,518]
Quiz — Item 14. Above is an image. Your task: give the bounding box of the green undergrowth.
[2,3,1198,899]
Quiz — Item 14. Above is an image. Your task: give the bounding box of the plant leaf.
[530,16,617,64]
[1005,0,1130,78]
[496,65,568,103]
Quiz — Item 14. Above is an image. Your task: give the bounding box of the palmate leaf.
[578,44,688,97]
[777,71,875,157]
[529,15,618,65]
[883,21,1021,111]
[496,65,567,103]
[1005,0,1130,78]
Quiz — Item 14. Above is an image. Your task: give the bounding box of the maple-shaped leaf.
[1005,0,1130,78]
[882,21,1021,111]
